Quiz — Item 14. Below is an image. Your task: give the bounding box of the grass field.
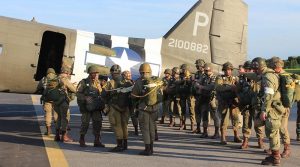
[285,68,300,74]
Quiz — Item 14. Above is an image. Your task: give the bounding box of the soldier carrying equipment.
[216,61,242,145]
[132,63,162,156]
[103,64,132,152]
[77,65,106,148]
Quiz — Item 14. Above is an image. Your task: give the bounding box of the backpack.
[79,79,105,111]
[44,77,65,103]
[291,74,300,102]
[237,75,253,106]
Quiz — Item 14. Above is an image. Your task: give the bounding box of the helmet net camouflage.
[269,56,284,68]
[47,68,56,74]
[243,61,252,69]
[164,68,172,75]
[222,62,233,71]
[195,59,205,66]
[61,67,71,74]
[204,63,213,71]
[172,67,180,74]
[110,64,121,74]
[183,70,191,78]
[88,65,100,74]
[251,57,267,70]
[139,63,152,73]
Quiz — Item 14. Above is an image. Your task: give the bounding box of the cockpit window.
[0,44,3,55]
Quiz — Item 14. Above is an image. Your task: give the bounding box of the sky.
[1,0,300,60]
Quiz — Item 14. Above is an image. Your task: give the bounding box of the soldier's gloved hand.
[260,111,266,121]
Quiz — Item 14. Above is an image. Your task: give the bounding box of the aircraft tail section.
[161,0,248,71]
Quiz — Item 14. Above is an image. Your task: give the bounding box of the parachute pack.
[278,72,300,107]
[43,76,65,103]
[290,73,300,102]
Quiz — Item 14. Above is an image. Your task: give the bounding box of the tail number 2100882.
[168,38,208,54]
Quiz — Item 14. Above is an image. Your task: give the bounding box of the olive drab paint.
[0,0,248,93]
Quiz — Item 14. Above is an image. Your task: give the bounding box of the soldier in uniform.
[36,68,58,136]
[194,63,220,138]
[77,65,105,147]
[131,63,162,156]
[238,61,265,149]
[268,57,292,158]
[103,65,132,152]
[193,59,206,133]
[160,69,172,124]
[215,62,242,145]
[178,64,196,132]
[167,67,181,127]
[54,67,77,142]
[251,57,283,166]
[122,70,139,136]
[297,102,300,141]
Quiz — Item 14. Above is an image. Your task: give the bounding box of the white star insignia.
[107,49,140,71]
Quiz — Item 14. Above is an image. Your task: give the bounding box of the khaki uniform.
[105,77,131,140]
[126,79,138,129]
[237,74,264,139]
[216,75,240,132]
[77,77,103,136]
[297,102,300,140]
[132,78,159,144]
[193,71,206,128]
[199,73,219,128]
[261,68,283,151]
[36,73,58,127]
[168,77,181,118]
[278,71,294,145]
[176,77,195,128]
[54,75,76,131]
[162,77,171,118]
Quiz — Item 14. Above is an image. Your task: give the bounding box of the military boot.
[233,129,242,143]
[183,118,187,130]
[240,137,249,149]
[159,116,165,124]
[258,138,265,149]
[134,125,139,136]
[200,127,208,138]
[264,148,272,155]
[211,127,220,139]
[94,135,105,148]
[79,134,87,147]
[155,129,158,141]
[191,121,196,132]
[297,123,300,141]
[54,129,60,141]
[220,129,227,145]
[122,139,128,150]
[150,142,154,155]
[61,131,74,143]
[195,123,201,134]
[261,150,280,166]
[139,144,151,156]
[178,119,184,130]
[110,139,124,152]
[168,117,175,127]
[44,126,51,136]
[281,144,291,158]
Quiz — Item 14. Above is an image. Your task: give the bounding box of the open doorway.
[35,31,66,81]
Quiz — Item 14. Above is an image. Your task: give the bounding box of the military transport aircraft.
[0,0,248,93]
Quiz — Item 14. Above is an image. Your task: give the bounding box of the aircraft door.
[35,31,66,81]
